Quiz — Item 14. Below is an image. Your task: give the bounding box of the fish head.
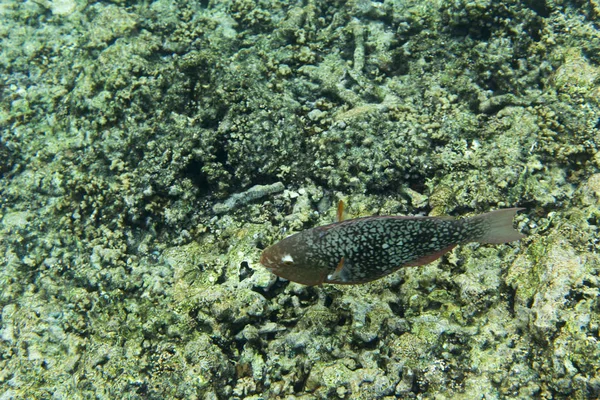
[260,230,328,286]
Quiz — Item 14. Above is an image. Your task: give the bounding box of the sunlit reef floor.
[1,0,599,398]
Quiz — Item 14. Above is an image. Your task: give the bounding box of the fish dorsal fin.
[337,200,345,222]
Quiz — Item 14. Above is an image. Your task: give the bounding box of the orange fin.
[326,257,346,282]
[337,200,345,222]
[335,257,345,274]
[405,245,456,266]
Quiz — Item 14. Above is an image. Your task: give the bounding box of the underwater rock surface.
[0,0,599,398]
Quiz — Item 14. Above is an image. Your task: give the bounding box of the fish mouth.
[259,251,268,266]
[259,251,278,271]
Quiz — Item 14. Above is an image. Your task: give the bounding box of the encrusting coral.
[0,0,599,398]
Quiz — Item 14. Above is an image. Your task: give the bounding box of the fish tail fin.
[471,208,525,244]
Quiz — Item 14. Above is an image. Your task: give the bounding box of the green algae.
[1,0,600,398]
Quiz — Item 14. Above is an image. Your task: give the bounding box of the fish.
[260,202,525,286]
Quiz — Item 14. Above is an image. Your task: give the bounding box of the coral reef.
[213,182,285,214]
[1,0,599,398]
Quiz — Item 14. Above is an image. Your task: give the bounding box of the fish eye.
[281,254,294,266]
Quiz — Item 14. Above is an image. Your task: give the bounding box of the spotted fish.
[260,203,524,285]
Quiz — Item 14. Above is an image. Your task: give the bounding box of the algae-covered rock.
[1,0,600,398]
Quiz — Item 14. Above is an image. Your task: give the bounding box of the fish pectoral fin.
[404,245,456,266]
[326,257,350,283]
[335,257,345,273]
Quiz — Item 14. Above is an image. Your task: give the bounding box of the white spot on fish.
[282,254,294,264]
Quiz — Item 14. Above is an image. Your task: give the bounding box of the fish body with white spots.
[260,208,524,286]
